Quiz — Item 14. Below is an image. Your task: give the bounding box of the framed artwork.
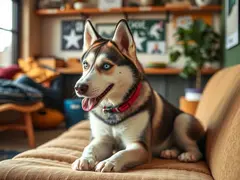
[61,20,84,51]
[128,19,166,54]
[96,20,166,55]
[226,0,239,49]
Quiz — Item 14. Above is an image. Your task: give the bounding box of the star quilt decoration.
[62,20,84,51]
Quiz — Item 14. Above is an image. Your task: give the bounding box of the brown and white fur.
[72,19,205,172]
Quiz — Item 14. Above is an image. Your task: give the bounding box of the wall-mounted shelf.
[57,67,219,75]
[36,5,222,16]
[144,67,219,75]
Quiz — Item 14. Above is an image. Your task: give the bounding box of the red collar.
[103,82,142,113]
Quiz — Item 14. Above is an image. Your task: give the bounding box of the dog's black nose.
[75,83,89,94]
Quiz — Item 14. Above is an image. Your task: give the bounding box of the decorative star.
[63,29,83,49]
[133,31,146,51]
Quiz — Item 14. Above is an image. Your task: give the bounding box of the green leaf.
[180,72,189,79]
[170,51,181,62]
[180,63,197,79]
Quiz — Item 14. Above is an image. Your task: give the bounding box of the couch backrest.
[196,65,240,180]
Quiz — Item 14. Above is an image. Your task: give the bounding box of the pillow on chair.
[18,57,59,83]
[0,65,22,80]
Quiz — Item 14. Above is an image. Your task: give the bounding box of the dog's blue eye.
[102,63,112,70]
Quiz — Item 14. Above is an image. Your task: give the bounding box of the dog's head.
[75,19,143,111]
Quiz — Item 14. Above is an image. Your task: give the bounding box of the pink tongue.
[82,98,98,111]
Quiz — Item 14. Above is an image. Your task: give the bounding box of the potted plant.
[169,19,220,101]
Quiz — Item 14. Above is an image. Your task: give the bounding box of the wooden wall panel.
[20,0,41,58]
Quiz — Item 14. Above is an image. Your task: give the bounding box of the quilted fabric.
[0,79,42,104]
[0,121,213,180]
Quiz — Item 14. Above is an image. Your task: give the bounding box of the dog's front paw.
[160,149,180,159]
[95,159,123,172]
[178,151,202,162]
[72,157,96,171]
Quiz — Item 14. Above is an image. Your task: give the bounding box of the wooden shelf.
[36,5,221,16]
[144,67,219,75]
[36,7,165,16]
[57,67,219,75]
[166,5,222,13]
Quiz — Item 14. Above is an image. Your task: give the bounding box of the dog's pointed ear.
[83,20,99,52]
[112,20,136,60]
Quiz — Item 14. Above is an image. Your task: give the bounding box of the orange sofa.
[0,65,239,180]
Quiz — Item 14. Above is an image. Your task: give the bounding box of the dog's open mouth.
[82,84,114,111]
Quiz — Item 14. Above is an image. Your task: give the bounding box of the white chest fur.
[89,111,150,147]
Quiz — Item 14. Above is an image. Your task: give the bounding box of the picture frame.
[128,19,166,54]
[226,0,239,49]
[96,20,166,54]
[61,20,85,51]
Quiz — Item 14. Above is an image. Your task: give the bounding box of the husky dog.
[72,19,204,172]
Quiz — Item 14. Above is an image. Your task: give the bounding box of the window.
[0,0,20,67]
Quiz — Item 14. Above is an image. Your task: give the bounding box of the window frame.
[0,0,21,64]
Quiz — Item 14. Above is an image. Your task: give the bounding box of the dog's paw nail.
[96,160,121,172]
[101,162,114,172]
[95,161,106,172]
[71,159,80,171]
[72,157,95,171]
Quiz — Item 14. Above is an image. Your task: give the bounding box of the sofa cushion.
[196,65,240,130]
[0,120,213,180]
[0,159,213,180]
[196,65,240,180]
